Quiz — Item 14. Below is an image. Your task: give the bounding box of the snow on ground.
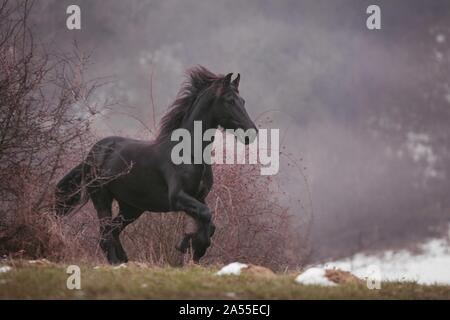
[0,266,12,273]
[216,262,248,276]
[322,236,450,285]
[295,268,336,286]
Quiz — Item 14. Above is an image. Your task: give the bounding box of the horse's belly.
[109,186,171,212]
[107,173,171,212]
[134,195,171,212]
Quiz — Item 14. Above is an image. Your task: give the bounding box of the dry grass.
[0,261,449,299]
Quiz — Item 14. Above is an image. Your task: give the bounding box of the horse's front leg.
[176,211,216,254]
[170,190,214,262]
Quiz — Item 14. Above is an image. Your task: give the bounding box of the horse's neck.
[181,97,216,150]
[157,95,216,156]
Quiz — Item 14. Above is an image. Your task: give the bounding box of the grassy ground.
[0,261,449,299]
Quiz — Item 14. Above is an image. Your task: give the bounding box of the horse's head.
[211,73,258,144]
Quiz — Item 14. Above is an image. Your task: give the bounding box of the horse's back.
[86,136,155,177]
[89,136,153,156]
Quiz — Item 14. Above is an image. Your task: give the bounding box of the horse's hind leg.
[109,202,143,263]
[89,188,122,264]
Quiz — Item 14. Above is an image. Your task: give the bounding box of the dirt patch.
[241,264,276,278]
[325,269,363,285]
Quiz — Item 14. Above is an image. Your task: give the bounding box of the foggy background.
[30,0,450,262]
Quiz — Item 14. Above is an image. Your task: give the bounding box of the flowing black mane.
[157,66,222,141]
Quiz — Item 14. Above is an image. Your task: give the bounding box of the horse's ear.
[232,73,240,88]
[223,73,233,87]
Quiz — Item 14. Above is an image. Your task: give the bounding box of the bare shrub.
[0,0,99,260]
[204,161,309,270]
[121,213,186,266]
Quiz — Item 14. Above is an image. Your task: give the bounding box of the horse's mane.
[156,66,221,141]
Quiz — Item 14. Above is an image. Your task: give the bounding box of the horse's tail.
[55,162,91,216]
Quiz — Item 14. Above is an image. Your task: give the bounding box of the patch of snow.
[323,236,450,285]
[0,266,12,273]
[216,262,248,276]
[225,292,237,298]
[28,259,50,265]
[295,268,336,286]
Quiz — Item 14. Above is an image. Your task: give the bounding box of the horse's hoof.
[107,249,128,265]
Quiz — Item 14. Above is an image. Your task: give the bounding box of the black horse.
[55,66,257,264]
